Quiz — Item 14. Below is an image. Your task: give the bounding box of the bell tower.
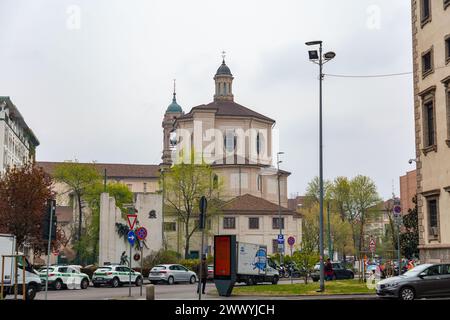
[162,80,183,165]
[214,52,234,102]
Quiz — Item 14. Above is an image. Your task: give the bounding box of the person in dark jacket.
[324,258,334,281]
[196,255,208,294]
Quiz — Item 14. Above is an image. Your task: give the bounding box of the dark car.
[376,263,450,300]
[311,262,354,282]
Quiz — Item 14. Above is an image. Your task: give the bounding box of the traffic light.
[42,199,57,241]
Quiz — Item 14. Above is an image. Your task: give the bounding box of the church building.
[161,58,302,257]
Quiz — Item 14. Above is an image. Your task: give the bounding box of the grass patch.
[231,280,375,296]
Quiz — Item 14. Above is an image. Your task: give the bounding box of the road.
[32,279,375,300]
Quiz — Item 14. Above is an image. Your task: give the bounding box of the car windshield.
[152,266,166,270]
[208,266,213,270]
[402,264,429,277]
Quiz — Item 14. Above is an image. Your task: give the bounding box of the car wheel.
[81,278,89,289]
[93,283,100,288]
[350,272,354,279]
[399,287,415,301]
[25,284,37,300]
[135,277,143,286]
[112,277,120,288]
[246,277,254,286]
[189,276,196,284]
[167,276,174,285]
[54,279,63,291]
[272,275,279,285]
[312,278,319,282]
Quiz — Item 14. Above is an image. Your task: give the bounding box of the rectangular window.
[143,182,147,193]
[223,217,236,229]
[421,0,431,24]
[164,222,176,232]
[427,198,439,238]
[422,49,433,77]
[272,239,279,255]
[446,36,450,64]
[248,217,259,230]
[426,101,435,147]
[272,217,284,230]
[447,89,450,143]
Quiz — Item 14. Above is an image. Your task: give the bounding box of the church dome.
[215,60,232,76]
[166,94,182,113]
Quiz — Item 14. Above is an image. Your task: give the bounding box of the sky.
[0,0,415,200]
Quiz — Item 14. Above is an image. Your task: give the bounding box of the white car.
[39,265,90,290]
[92,265,143,288]
[148,264,198,285]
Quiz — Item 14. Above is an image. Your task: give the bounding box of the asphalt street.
[31,279,378,300]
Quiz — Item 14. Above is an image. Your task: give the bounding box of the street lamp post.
[306,40,335,292]
[277,152,284,265]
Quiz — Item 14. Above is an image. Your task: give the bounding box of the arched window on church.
[257,174,263,192]
[224,130,236,153]
[212,174,219,190]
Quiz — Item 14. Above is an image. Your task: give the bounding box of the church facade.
[161,59,301,258]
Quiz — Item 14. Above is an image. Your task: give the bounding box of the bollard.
[146,284,155,300]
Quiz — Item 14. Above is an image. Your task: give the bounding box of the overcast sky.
[0,0,415,200]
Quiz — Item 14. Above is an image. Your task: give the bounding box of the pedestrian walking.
[196,255,208,294]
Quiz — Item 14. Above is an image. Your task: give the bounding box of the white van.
[0,234,42,300]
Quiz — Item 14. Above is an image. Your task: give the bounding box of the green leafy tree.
[292,250,319,284]
[164,162,222,259]
[400,196,419,259]
[53,161,101,261]
[77,182,133,264]
[350,175,381,256]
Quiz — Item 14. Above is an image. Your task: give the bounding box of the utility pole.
[277,152,284,265]
[305,40,336,292]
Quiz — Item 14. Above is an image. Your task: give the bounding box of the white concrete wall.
[99,192,163,268]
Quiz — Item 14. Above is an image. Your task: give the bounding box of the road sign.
[133,253,141,261]
[277,234,284,244]
[369,239,376,252]
[127,214,137,230]
[136,227,148,240]
[127,230,136,245]
[288,236,295,246]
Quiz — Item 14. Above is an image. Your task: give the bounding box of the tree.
[350,175,381,256]
[400,196,419,259]
[164,162,222,259]
[77,182,133,264]
[53,161,101,261]
[0,162,61,255]
[305,176,332,206]
[292,249,319,284]
[299,204,320,253]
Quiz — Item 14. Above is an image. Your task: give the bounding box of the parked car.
[91,265,143,288]
[148,264,198,285]
[38,265,90,290]
[376,263,450,300]
[311,262,355,281]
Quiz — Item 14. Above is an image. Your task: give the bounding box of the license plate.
[96,277,104,280]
